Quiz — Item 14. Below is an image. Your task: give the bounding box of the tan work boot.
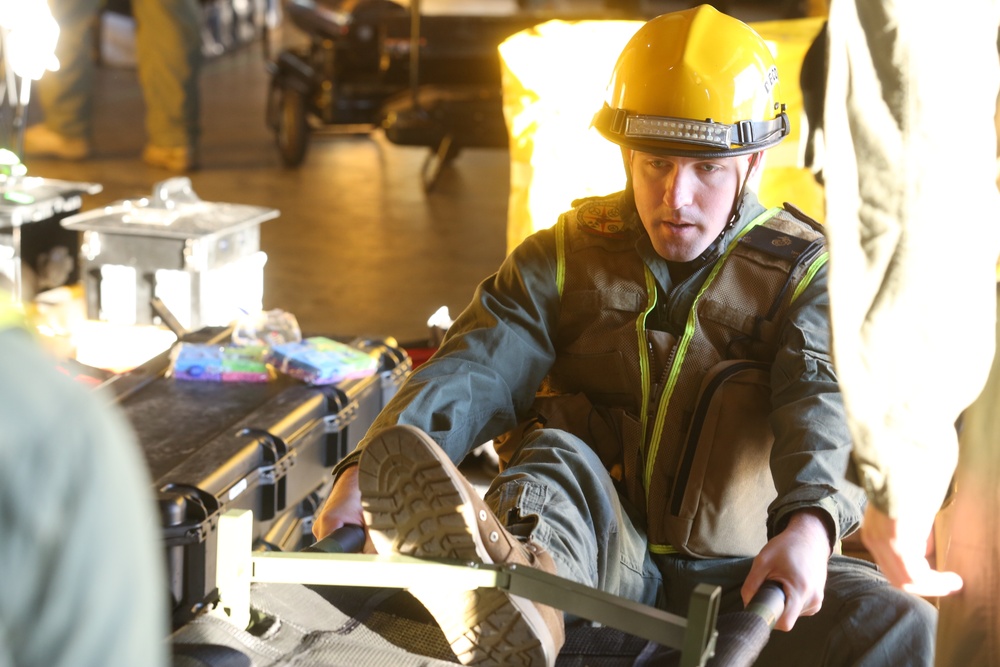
[22,124,91,160]
[359,424,566,667]
[142,144,198,172]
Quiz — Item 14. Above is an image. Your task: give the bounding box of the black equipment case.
[103,333,410,628]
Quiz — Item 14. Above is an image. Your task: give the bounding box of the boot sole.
[359,425,556,666]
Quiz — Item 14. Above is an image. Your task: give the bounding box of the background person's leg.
[130,0,201,169]
[27,0,103,158]
[936,283,1000,666]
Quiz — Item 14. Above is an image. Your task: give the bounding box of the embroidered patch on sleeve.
[576,200,628,237]
[739,225,811,260]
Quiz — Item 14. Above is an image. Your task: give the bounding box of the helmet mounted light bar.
[596,104,790,153]
[626,114,732,148]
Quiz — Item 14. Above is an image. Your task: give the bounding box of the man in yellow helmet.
[314,6,936,665]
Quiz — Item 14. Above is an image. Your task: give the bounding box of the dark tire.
[274,85,309,167]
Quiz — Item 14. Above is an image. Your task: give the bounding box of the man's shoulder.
[561,191,640,243]
[767,203,826,239]
[735,203,826,263]
[566,192,632,238]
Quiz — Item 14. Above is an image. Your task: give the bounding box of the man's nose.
[663,167,693,209]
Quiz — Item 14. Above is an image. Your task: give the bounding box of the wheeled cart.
[264,0,611,185]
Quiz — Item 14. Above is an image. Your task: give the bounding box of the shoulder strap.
[699,208,827,359]
[742,206,827,306]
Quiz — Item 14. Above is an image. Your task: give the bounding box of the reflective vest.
[528,192,828,558]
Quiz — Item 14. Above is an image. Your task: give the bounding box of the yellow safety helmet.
[593,5,789,158]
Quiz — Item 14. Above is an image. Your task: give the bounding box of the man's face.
[630,150,748,262]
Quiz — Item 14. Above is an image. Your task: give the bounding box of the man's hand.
[742,509,832,631]
[312,465,376,553]
[859,503,962,597]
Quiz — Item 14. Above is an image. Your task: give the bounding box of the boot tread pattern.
[359,427,547,666]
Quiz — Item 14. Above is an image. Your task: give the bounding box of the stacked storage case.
[105,334,409,628]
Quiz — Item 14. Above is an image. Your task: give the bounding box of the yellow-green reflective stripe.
[644,319,691,491]
[792,251,828,303]
[636,266,657,450]
[648,543,679,555]
[642,208,780,491]
[554,219,566,298]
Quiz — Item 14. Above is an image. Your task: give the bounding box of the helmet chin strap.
[691,151,762,265]
[727,151,762,228]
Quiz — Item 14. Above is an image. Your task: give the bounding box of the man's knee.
[824,559,937,666]
[759,558,937,666]
[846,584,937,666]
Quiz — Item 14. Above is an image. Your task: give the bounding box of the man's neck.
[666,258,701,284]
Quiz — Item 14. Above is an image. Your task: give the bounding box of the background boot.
[22,124,91,160]
[142,144,199,171]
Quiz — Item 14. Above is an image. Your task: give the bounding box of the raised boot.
[358,424,566,666]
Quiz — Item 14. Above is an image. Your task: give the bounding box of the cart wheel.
[274,86,309,167]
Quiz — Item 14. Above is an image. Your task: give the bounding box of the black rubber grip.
[744,581,785,628]
[706,581,786,667]
[302,524,366,554]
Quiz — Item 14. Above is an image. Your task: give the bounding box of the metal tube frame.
[213,510,721,667]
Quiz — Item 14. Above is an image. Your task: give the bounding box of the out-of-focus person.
[935,281,1000,665]
[813,1,1000,663]
[0,291,169,666]
[22,0,202,171]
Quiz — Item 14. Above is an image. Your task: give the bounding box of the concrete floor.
[20,0,791,346]
[23,45,509,346]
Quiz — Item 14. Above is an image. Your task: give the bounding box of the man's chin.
[654,241,703,263]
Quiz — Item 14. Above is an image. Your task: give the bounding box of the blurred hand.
[860,503,962,597]
[313,465,375,553]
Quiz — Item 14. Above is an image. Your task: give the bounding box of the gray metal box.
[0,176,102,300]
[61,177,279,331]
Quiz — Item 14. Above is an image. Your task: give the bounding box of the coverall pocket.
[664,360,775,558]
